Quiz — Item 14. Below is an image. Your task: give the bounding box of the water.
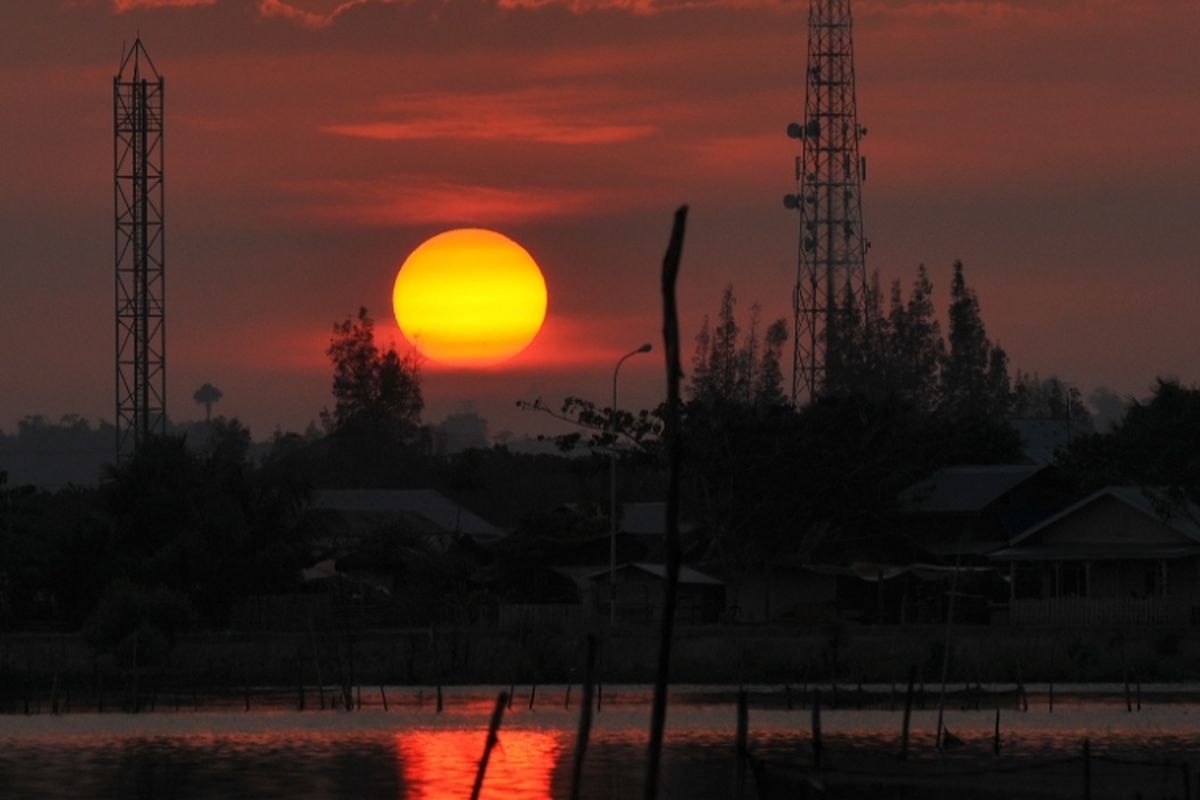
[1,685,1197,799]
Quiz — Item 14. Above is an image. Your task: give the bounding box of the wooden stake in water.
[1082,738,1091,800]
[899,666,915,761]
[529,683,537,711]
[1016,660,1028,711]
[468,692,509,800]
[811,689,823,770]
[436,685,444,713]
[565,683,572,709]
[380,685,388,712]
[642,205,688,800]
[935,549,963,750]
[568,635,598,800]
[993,708,1001,755]
[1124,669,1132,712]
[1049,680,1054,714]
[735,689,748,800]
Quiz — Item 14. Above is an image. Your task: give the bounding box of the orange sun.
[392,228,548,367]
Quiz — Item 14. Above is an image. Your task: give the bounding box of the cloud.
[112,0,216,9]
[327,120,655,146]
[256,0,390,29]
[279,178,632,226]
[325,86,658,146]
[100,0,1182,25]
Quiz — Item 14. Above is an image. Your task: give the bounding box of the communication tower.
[784,0,869,402]
[114,38,167,461]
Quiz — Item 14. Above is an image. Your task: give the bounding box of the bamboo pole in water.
[811,689,823,770]
[1082,738,1091,800]
[642,206,688,800]
[899,666,915,761]
[468,692,508,800]
[568,635,598,800]
[935,549,963,749]
[734,689,748,800]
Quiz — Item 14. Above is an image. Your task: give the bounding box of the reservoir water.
[1,685,1198,798]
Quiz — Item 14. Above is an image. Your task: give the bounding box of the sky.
[1,0,1197,442]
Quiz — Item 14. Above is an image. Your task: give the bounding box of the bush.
[84,581,193,668]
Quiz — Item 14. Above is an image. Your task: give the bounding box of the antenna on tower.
[114,36,167,461]
[783,0,869,403]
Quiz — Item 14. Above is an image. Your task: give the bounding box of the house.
[298,489,504,626]
[312,489,504,546]
[557,562,726,624]
[990,486,1200,626]
[897,464,1073,560]
[782,465,1074,625]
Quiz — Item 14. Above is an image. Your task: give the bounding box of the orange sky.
[1,0,1197,439]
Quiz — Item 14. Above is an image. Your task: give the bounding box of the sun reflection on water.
[396,728,564,800]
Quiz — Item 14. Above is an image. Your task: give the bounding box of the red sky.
[2,0,1198,440]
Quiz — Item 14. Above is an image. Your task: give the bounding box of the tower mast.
[785,0,869,402]
[114,38,167,461]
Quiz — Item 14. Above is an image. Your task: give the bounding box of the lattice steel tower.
[784,0,869,402]
[114,38,166,461]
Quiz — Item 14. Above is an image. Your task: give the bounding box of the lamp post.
[610,342,653,625]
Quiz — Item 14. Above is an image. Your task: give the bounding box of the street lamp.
[610,342,653,625]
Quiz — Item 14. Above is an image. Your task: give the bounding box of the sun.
[392,228,548,367]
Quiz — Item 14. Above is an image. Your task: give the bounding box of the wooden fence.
[1009,596,1192,626]
[497,603,586,631]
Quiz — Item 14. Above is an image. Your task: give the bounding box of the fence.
[1009,596,1190,626]
[497,603,585,631]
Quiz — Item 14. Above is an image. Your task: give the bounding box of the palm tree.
[192,383,223,423]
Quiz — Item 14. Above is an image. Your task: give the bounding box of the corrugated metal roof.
[313,489,503,538]
[567,562,724,586]
[620,501,696,535]
[900,465,1046,513]
[991,544,1200,561]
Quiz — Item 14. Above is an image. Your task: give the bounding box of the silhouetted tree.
[689,285,789,410]
[941,261,1011,419]
[755,319,789,407]
[886,265,944,413]
[1012,373,1092,428]
[192,383,223,423]
[322,307,423,441]
[1057,378,1200,510]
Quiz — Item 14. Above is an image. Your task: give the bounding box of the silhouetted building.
[991,487,1200,626]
